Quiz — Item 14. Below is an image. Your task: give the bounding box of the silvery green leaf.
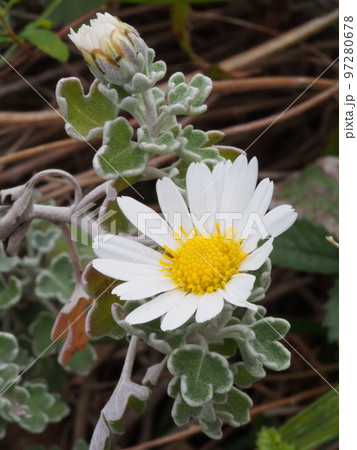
[0,364,20,399]
[215,387,252,427]
[0,332,18,364]
[166,72,212,115]
[233,314,291,377]
[64,345,96,376]
[123,50,166,94]
[45,393,70,423]
[138,125,180,154]
[90,374,150,448]
[178,126,221,164]
[119,96,145,123]
[0,250,19,273]
[171,392,202,426]
[35,253,75,304]
[0,274,21,310]
[167,345,233,407]
[56,78,119,141]
[199,416,223,440]
[232,362,264,388]
[250,318,291,371]
[29,313,57,357]
[93,117,149,179]
[18,382,68,433]
[28,228,61,254]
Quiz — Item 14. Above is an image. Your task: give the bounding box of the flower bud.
[69,13,148,86]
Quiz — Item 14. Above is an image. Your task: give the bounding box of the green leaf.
[270,219,339,274]
[45,393,70,423]
[232,362,263,388]
[167,72,212,115]
[215,387,252,427]
[171,393,202,426]
[167,345,233,407]
[0,332,18,364]
[250,318,291,371]
[323,280,339,344]
[29,313,57,357]
[0,364,19,395]
[280,388,339,450]
[90,375,150,447]
[199,415,223,440]
[35,253,75,304]
[56,78,119,140]
[178,125,221,164]
[231,310,290,378]
[0,274,21,310]
[0,249,19,273]
[21,27,68,61]
[18,382,54,433]
[65,345,96,376]
[93,117,149,179]
[137,125,180,155]
[28,228,61,254]
[83,263,125,340]
[257,427,296,450]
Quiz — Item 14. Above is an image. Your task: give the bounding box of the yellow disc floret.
[160,226,247,295]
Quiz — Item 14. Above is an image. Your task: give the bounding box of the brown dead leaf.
[51,283,93,366]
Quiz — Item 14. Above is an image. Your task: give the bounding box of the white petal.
[92,234,162,266]
[186,163,216,234]
[161,294,199,330]
[156,177,193,237]
[231,157,258,213]
[219,155,247,213]
[212,160,231,203]
[244,178,273,216]
[195,291,224,322]
[239,238,273,272]
[112,277,176,300]
[219,273,257,309]
[125,289,186,324]
[263,205,297,237]
[92,258,160,281]
[117,196,178,250]
[235,178,273,240]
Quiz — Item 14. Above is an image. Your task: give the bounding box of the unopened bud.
[69,13,148,86]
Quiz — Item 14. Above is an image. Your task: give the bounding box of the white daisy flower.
[92,156,297,331]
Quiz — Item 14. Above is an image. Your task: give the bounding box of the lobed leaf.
[167,345,233,407]
[56,78,119,140]
[35,253,75,304]
[0,274,21,310]
[93,117,149,179]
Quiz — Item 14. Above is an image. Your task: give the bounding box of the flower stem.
[61,223,82,284]
[121,335,139,381]
[141,89,158,137]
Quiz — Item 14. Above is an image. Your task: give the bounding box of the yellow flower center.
[160,226,247,295]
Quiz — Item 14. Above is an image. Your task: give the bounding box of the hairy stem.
[61,224,83,284]
[141,89,158,137]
